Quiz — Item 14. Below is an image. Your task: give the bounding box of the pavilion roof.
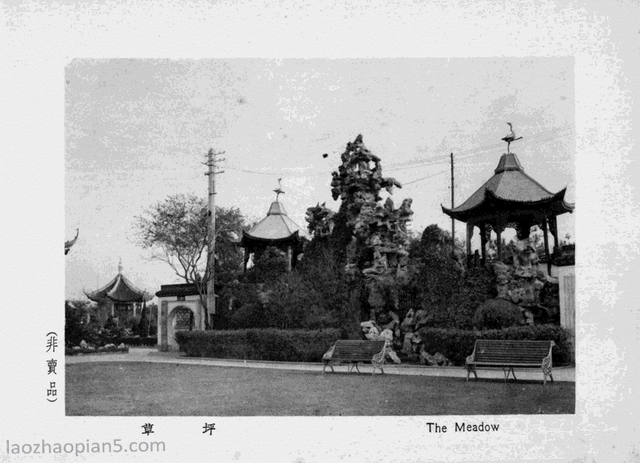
[442,153,574,223]
[239,201,310,247]
[85,271,152,303]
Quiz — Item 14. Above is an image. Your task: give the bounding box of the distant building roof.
[442,153,574,223]
[65,229,79,255]
[85,266,151,303]
[239,201,310,247]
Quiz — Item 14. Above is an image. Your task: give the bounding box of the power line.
[402,169,449,186]
[225,165,333,178]
[385,125,574,172]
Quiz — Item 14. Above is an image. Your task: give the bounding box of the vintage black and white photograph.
[4,2,638,462]
[64,58,576,416]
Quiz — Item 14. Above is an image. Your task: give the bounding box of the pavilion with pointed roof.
[85,261,152,319]
[442,131,574,271]
[238,182,310,272]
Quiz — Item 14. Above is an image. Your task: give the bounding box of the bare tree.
[134,194,247,328]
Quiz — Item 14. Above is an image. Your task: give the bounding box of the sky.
[65,58,575,301]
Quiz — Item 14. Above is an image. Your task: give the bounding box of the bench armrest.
[465,344,477,365]
[542,341,555,375]
[322,344,336,362]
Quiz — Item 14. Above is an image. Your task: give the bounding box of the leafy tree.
[138,302,158,336]
[134,194,249,327]
[405,224,497,330]
[65,299,92,347]
[252,246,290,283]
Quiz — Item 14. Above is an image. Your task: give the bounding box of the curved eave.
[442,188,573,223]
[65,229,79,253]
[238,230,306,248]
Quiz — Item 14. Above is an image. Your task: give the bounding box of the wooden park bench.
[322,340,387,375]
[465,340,556,385]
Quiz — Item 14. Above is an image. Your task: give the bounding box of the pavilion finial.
[501,122,523,154]
[118,258,123,274]
[274,178,285,202]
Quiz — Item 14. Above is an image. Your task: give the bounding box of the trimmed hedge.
[418,324,573,366]
[65,346,129,356]
[174,328,343,362]
[118,336,157,347]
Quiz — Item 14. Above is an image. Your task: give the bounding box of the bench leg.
[502,367,516,382]
[466,366,478,381]
[354,363,361,374]
[322,362,335,374]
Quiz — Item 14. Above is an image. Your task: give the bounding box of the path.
[66,347,575,382]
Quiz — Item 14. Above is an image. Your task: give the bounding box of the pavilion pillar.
[286,246,293,273]
[542,217,551,274]
[243,248,250,273]
[466,222,474,268]
[496,230,503,262]
[160,301,169,352]
[549,215,559,250]
[479,222,487,265]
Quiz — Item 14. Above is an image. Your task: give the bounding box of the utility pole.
[205,148,225,329]
[450,152,455,256]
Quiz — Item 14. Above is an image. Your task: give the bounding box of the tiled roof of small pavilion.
[155,283,200,298]
[442,153,574,223]
[239,201,310,246]
[85,270,152,303]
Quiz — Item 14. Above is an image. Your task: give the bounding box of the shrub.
[417,324,573,366]
[451,266,497,328]
[65,301,87,348]
[228,303,270,329]
[118,336,158,347]
[252,246,290,283]
[408,236,496,330]
[221,241,357,334]
[175,328,343,362]
[65,345,129,356]
[473,298,523,330]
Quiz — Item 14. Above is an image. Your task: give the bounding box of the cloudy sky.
[65,58,575,300]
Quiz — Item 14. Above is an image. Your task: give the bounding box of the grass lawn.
[66,362,574,416]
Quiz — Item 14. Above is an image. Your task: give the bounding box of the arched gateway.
[156,283,205,352]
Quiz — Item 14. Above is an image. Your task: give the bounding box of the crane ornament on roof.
[274,178,285,202]
[502,122,523,154]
